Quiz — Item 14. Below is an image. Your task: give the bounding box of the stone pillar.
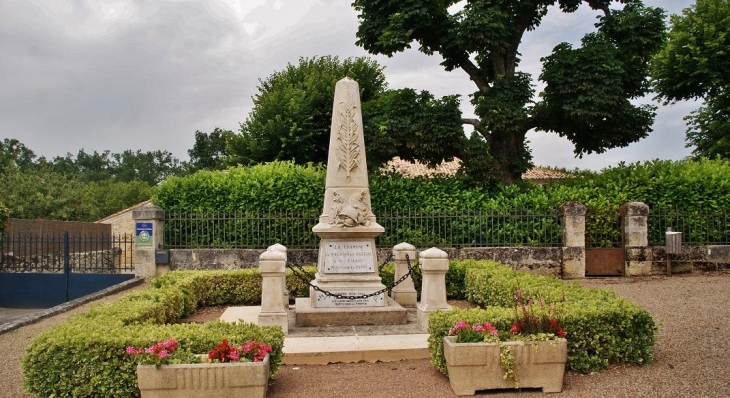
[559,202,586,279]
[267,243,289,309]
[258,249,288,334]
[132,204,165,279]
[391,242,418,307]
[621,202,651,276]
[417,247,451,331]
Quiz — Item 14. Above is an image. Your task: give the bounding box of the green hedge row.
[428,260,657,375]
[21,271,289,398]
[153,159,730,248]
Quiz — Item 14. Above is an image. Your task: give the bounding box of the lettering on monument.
[315,291,385,308]
[324,241,374,273]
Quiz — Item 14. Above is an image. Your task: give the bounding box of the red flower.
[556,328,567,338]
[510,324,520,334]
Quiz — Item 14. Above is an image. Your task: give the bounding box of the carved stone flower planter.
[443,336,567,395]
[136,354,269,398]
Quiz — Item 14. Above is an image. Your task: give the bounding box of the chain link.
[286,252,415,300]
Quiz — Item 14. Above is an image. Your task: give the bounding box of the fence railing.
[0,233,135,273]
[585,208,623,248]
[163,208,562,249]
[648,208,729,245]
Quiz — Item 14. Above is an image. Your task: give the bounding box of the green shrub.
[22,271,287,398]
[429,261,657,375]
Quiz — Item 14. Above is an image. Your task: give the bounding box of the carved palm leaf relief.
[335,93,362,183]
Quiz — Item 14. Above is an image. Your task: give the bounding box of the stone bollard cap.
[419,247,448,259]
[393,242,416,251]
[267,243,287,252]
[259,249,286,262]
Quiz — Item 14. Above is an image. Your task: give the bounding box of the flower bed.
[428,260,657,375]
[21,271,286,398]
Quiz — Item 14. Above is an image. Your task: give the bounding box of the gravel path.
[3,272,729,397]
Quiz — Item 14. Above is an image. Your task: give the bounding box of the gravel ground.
[2,272,729,397]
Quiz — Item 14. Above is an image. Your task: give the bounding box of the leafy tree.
[353,0,666,183]
[111,149,183,185]
[0,138,38,173]
[187,127,233,172]
[231,55,466,171]
[232,56,388,166]
[652,0,730,159]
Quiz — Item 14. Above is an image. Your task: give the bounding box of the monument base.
[295,297,407,327]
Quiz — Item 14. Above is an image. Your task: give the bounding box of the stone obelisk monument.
[295,77,406,326]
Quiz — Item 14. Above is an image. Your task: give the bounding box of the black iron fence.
[0,232,135,273]
[585,208,623,248]
[648,208,729,245]
[163,208,562,249]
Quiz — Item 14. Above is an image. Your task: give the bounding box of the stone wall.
[168,246,564,276]
[646,245,730,275]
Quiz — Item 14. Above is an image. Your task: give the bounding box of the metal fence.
[648,208,729,245]
[585,208,623,248]
[163,208,562,249]
[0,232,135,273]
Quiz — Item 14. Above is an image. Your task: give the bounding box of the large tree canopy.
[652,0,730,159]
[353,0,666,183]
[229,56,467,172]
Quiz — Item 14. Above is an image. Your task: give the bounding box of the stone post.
[621,202,650,276]
[132,204,165,279]
[559,202,586,279]
[417,247,451,331]
[258,249,288,334]
[267,243,289,309]
[391,242,418,307]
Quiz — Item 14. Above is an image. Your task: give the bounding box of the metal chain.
[286,252,415,301]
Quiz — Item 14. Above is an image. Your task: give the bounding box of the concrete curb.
[0,277,145,335]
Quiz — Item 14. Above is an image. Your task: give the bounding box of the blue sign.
[136,222,153,246]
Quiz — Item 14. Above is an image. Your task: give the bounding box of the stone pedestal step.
[220,306,429,364]
[281,334,430,365]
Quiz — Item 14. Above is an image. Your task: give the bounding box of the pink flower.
[229,349,240,361]
[157,351,169,359]
[125,346,137,355]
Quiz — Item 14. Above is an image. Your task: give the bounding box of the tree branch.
[584,0,610,17]
[459,59,490,93]
[462,118,489,137]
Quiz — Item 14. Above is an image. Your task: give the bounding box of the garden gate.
[584,209,625,276]
[0,232,135,308]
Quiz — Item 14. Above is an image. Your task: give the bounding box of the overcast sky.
[1,0,697,171]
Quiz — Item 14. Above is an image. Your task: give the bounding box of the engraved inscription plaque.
[315,291,385,308]
[324,241,374,273]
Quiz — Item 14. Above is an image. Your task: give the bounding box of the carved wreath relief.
[329,190,372,227]
[335,93,362,184]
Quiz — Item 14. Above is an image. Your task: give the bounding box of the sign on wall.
[135,222,153,247]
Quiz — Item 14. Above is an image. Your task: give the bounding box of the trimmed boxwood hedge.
[21,270,294,398]
[428,260,658,375]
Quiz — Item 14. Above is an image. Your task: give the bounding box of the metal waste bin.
[665,228,682,275]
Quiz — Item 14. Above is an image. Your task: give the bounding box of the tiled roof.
[382,157,569,180]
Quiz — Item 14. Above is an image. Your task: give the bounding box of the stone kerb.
[417,247,451,331]
[558,201,585,279]
[391,242,418,307]
[258,249,288,334]
[621,202,651,276]
[131,204,165,279]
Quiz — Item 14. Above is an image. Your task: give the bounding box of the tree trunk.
[489,130,527,185]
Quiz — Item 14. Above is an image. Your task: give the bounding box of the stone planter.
[136,354,269,398]
[443,336,567,395]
